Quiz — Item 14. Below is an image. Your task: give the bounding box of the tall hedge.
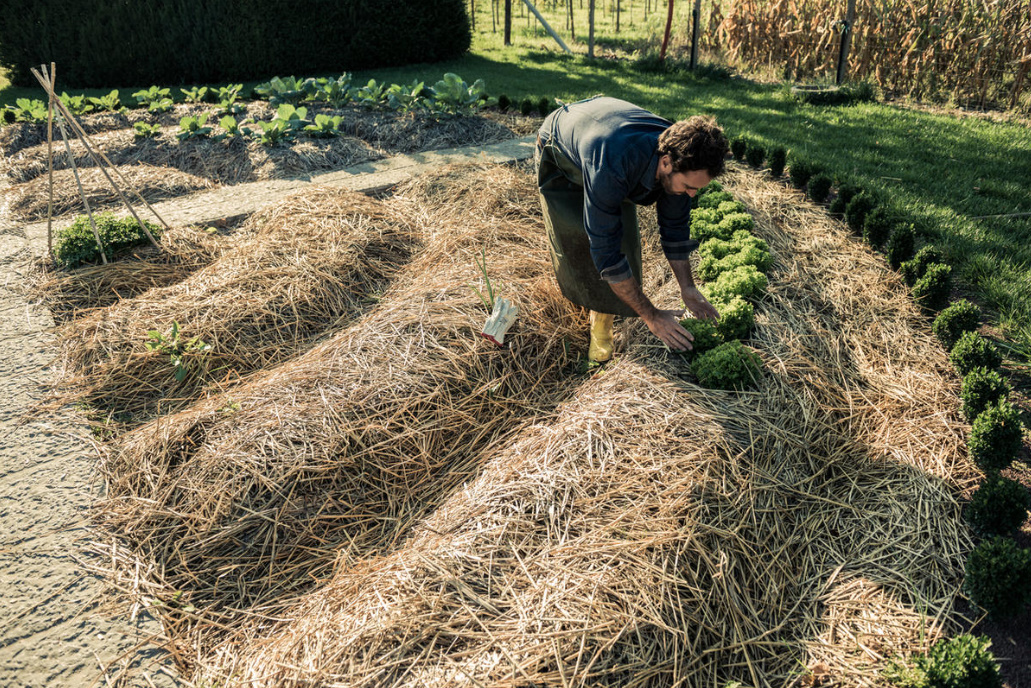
[0,0,471,87]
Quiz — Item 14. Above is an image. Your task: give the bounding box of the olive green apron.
[536,136,643,318]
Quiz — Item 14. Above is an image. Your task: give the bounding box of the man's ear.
[658,153,672,173]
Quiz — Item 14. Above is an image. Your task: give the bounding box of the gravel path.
[0,136,534,687]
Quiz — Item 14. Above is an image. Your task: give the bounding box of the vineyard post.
[588,0,596,57]
[836,0,856,85]
[521,0,573,53]
[504,0,512,44]
[690,0,701,69]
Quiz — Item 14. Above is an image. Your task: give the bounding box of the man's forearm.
[668,259,696,292]
[608,276,658,319]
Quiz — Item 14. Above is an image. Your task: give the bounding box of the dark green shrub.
[885,224,917,269]
[730,136,748,160]
[788,158,816,189]
[691,341,763,390]
[53,213,162,269]
[862,206,894,248]
[912,262,952,312]
[520,97,534,116]
[2,108,16,125]
[950,331,1001,376]
[968,401,1023,473]
[933,299,981,351]
[678,318,723,358]
[960,367,1010,423]
[745,142,765,168]
[0,0,471,88]
[537,96,551,116]
[964,536,1031,619]
[769,147,787,177]
[703,265,768,302]
[885,634,1002,688]
[966,476,1031,538]
[714,296,755,341]
[497,94,511,111]
[845,193,876,233]
[900,245,946,286]
[696,190,734,210]
[807,173,833,203]
[828,181,859,215]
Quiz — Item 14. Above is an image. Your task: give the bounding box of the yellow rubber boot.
[588,311,615,363]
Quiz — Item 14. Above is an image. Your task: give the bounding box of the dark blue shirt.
[540,97,697,283]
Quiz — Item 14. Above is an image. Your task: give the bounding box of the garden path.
[0,134,534,687]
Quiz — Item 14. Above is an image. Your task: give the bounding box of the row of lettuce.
[1,73,524,146]
[725,139,1027,685]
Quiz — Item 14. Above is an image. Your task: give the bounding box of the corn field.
[698,0,1031,111]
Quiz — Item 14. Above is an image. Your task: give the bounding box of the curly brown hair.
[657,116,728,177]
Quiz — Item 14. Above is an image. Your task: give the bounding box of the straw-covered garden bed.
[0,101,536,222]
[41,159,981,687]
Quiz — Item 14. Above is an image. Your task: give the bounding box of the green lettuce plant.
[428,73,493,116]
[180,86,209,103]
[132,86,173,112]
[691,341,763,390]
[53,213,162,268]
[59,91,94,116]
[678,318,723,359]
[253,76,313,105]
[304,113,343,138]
[176,113,212,141]
[87,89,123,113]
[133,122,162,139]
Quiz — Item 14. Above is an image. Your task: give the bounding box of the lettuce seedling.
[177,114,212,141]
[88,89,123,113]
[304,114,343,138]
[180,86,209,103]
[133,122,162,139]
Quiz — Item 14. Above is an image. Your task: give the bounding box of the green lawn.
[2,8,1030,367]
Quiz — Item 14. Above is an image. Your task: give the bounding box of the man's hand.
[681,286,719,321]
[642,309,695,352]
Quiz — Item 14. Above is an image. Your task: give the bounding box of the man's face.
[657,155,712,197]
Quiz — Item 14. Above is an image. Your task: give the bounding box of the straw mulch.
[31,223,232,322]
[143,164,972,687]
[91,164,586,665]
[1,107,531,191]
[51,187,417,426]
[1,129,382,186]
[7,164,214,222]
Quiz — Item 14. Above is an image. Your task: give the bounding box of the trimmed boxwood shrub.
[0,0,471,87]
[964,536,1031,619]
[845,193,876,233]
[789,158,817,189]
[862,206,894,248]
[885,224,916,269]
[829,181,859,215]
[537,96,552,116]
[520,97,535,116]
[714,296,755,341]
[900,245,946,286]
[497,94,511,111]
[769,147,787,177]
[960,367,1010,423]
[965,476,1031,538]
[691,341,762,390]
[950,331,1002,376]
[54,213,162,269]
[886,635,1002,688]
[911,262,952,312]
[703,265,769,302]
[807,173,833,203]
[933,299,981,351]
[730,136,748,161]
[745,143,765,168]
[678,318,723,358]
[968,401,1023,473]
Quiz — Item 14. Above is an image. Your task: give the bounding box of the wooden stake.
[521,0,572,53]
[32,66,165,252]
[45,63,56,257]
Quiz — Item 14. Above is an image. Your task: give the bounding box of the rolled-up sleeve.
[657,194,698,261]
[582,167,634,283]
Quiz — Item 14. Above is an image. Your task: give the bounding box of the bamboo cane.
[32,67,166,251]
[45,62,56,257]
